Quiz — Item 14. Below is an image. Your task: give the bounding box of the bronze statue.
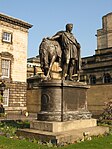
[48,23,81,80]
[39,23,81,81]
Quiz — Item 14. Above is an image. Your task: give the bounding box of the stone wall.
[5,82,27,112]
[26,84,112,118]
[27,88,41,113]
[87,84,112,117]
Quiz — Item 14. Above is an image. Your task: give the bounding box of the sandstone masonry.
[0,13,32,113]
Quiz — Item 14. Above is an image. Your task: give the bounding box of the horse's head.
[40,37,62,57]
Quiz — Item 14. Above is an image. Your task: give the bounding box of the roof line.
[0,13,33,29]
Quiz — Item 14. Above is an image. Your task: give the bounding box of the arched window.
[103,73,111,83]
[89,75,96,85]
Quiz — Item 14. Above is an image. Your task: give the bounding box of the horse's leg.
[46,55,56,79]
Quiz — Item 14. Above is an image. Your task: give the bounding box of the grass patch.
[0,136,49,149]
[0,120,30,138]
[61,134,112,149]
[0,134,112,149]
[0,120,112,148]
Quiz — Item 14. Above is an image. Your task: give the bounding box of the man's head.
[66,23,73,32]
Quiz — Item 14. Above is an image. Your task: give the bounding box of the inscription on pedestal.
[41,94,50,111]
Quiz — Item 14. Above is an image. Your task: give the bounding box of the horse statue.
[39,38,62,79]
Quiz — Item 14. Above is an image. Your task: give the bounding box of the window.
[3,89,9,106]
[2,59,10,78]
[103,73,111,83]
[2,32,12,43]
[89,75,96,85]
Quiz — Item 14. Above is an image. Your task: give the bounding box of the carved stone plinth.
[38,80,92,122]
[30,119,96,132]
[17,118,109,145]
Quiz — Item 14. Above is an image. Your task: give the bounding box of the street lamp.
[0,81,6,96]
[0,81,6,113]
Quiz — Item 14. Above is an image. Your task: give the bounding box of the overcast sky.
[0,0,112,58]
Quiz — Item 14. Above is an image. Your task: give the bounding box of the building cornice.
[0,13,33,29]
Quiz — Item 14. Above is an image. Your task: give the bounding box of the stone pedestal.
[17,80,109,144]
[38,80,91,121]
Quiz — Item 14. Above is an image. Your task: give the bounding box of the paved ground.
[0,113,37,121]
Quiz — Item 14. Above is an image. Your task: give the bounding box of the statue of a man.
[49,23,81,81]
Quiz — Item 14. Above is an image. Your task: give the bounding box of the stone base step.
[16,126,109,145]
[30,119,97,132]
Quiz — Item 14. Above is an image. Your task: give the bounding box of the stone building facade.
[0,13,32,113]
[81,12,112,116]
[27,55,42,78]
[82,12,112,85]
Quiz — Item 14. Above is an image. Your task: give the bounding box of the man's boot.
[62,64,68,80]
[69,66,74,81]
